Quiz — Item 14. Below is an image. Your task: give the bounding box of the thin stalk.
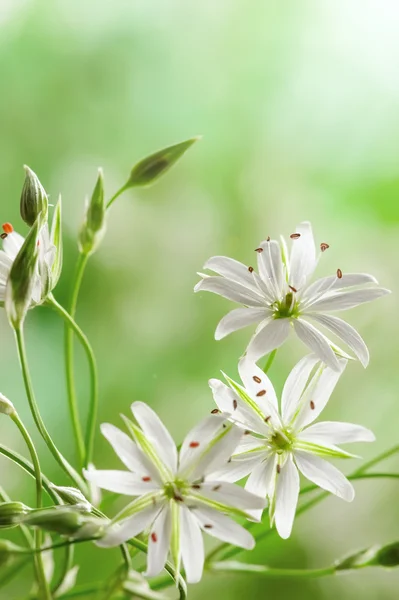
[11,412,51,600]
[263,349,277,374]
[63,253,89,469]
[48,294,99,468]
[51,545,74,596]
[209,560,336,578]
[106,185,129,210]
[0,443,59,503]
[13,326,88,494]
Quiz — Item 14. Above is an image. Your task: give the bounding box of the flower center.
[163,479,189,502]
[273,292,299,319]
[270,430,292,453]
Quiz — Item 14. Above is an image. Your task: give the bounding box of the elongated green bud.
[0,393,16,416]
[5,219,40,328]
[20,166,48,227]
[372,542,399,568]
[78,169,106,256]
[0,502,31,528]
[50,485,91,511]
[127,137,200,188]
[336,542,399,570]
[50,195,63,288]
[23,506,88,535]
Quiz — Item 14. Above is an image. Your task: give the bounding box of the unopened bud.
[5,219,40,328]
[127,137,200,188]
[23,506,88,535]
[0,393,16,416]
[50,485,91,511]
[373,542,399,568]
[50,196,63,289]
[20,166,48,227]
[78,169,106,256]
[0,502,31,528]
[335,546,378,571]
[335,542,399,571]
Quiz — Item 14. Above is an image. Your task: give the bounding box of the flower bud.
[50,485,91,511]
[20,166,48,227]
[373,542,399,568]
[335,543,399,571]
[0,502,31,528]
[22,506,103,538]
[127,137,200,188]
[0,393,16,416]
[78,169,106,256]
[5,219,40,328]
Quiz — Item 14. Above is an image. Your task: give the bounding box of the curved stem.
[11,412,51,600]
[48,294,99,469]
[106,185,129,210]
[209,560,336,579]
[263,349,277,374]
[0,443,59,503]
[63,252,89,469]
[11,327,86,492]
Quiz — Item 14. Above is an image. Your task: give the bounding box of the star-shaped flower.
[209,355,375,539]
[85,402,265,583]
[195,221,390,370]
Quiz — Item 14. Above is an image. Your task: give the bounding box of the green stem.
[0,443,59,503]
[106,185,129,210]
[263,349,277,374]
[52,545,74,596]
[57,584,103,599]
[11,412,51,600]
[49,294,99,469]
[13,326,87,493]
[63,252,89,469]
[208,560,336,578]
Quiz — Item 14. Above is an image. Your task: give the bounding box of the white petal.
[100,423,161,482]
[281,354,320,423]
[293,359,346,430]
[2,231,25,260]
[198,481,266,512]
[179,414,226,475]
[293,318,340,370]
[209,379,269,434]
[274,456,300,539]
[203,256,263,292]
[299,421,375,445]
[182,421,242,482]
[145,505,172,578]
[97,503,161,547]
[295,451,354,501]
[215,307,268,340]
[305,313,369,367]
[192,505,254,550]
[131,402,178,475]
[246,318,291,363]
[303,273,379,300]
[238,356,279,413]
[83,469,159,496]
[194,276,266,307]
[256,240,284,298]
[0,251,12,284]
[288,222,316,290]
[210,453,264,483]
[180,505,204,583]
[245,455,277,521]
[306,288,390,312]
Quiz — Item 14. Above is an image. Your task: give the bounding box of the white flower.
[84,402,265,584]
[209,355,375,539]
[0,221,55,306]
[195,221,390,370]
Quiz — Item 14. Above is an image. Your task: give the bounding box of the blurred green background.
[0,0,398,598]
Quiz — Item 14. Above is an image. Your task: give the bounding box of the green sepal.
[78,169,106,256]
[126,137,200,188]
[5,219,40,328]
[50,195,63,288]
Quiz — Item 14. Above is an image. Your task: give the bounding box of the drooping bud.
[20,166,49,227]
[78,169,106,256]
[372,542,399,568]
[0,502,31,528]
[335,542,399,571]
[0,393,16,416]
[5,219,40,329]
[126,137,200,188]
[50,485,91,511]
[50,195,63,289]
